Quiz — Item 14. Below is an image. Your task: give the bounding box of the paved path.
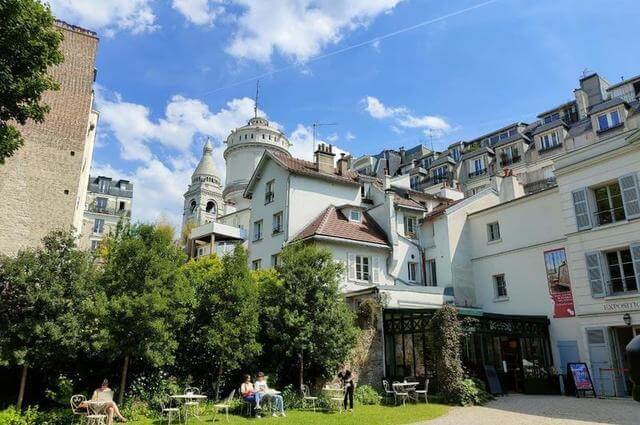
[420,394,639,425]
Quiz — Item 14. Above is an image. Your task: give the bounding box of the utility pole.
[254,79,260,118]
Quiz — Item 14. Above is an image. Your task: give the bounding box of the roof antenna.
[312,122,337,152]
[254,79,260,118]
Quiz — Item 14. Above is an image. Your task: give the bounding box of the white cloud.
[224,0,404,62]
[289,124,349,162]
[362,95,451,136]
[345,131,356,141]
[48,0,157,36]
[171,0,224,26]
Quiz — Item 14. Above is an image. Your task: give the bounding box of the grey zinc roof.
[492,132,531,148]
[430,155,456,167]
[192,140,219,179]
[588,97,628,115]
[531,119,568,136]
[460,146,494,161]
[606,74,640,91]
[567,118,593,137]
[536,100,576,118]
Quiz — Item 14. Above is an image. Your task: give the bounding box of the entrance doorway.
[612,327,636,396]
[500,337,523,392]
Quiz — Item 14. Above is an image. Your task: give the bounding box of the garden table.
[322,387,345,412]
[393,382,419,402]
[170,394,207,423]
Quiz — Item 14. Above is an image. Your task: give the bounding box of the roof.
[607,74,640,91]
[492,132,530,148]
[424,199,463,219]
[430,155,456,167]
[460,146,494,161]
[270,152,360,185]
[536,100,577,118]
[588,97,628,115]
[394,195,425,210]
[531,119,568,136]
[192,140,219,180]
[468,122,527,143]
[293,206,389,246]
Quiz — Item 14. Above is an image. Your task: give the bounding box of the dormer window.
[540,131,560,151]
[597,110,621,132]
[265,180,275,204]
[404,216,417,238]
[349,210,361,222]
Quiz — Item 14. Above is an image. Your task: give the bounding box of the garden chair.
[301,384,318,412]
[160,398,181,424]
[86,402,107,425]
[392,382,409,406]
[414,379,429,403]
[382,380,395,404]
[213,389,236,422]
[70,394,88,424]
[184,387,201,417]
[239,389,255,417]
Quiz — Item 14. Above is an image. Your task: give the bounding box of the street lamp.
[623,313,632,326]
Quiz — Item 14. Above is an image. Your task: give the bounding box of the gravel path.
[419,394,639,425]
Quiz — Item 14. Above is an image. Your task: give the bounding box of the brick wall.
[0,22,98,255]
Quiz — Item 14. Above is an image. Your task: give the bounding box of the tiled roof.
[293,206,389,246]
[394,195,424,210]
[271,152,360,185]
[425,199,463,219]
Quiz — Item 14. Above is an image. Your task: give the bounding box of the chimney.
[337,153,351,175]
[315,143,336,174]
[499,169,524,203]
[574,88,589,120]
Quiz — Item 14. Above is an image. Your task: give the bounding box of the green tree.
[259,243,358,389]
[0,0,63,163]
[178,246,260,399]
[0,230,95,409]
[97,223,191,404]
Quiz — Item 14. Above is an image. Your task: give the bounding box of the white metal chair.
[184,387,201,418]
[86,402,107,425]
[414,379,429,403]
[70,394,88,424]
[301,384,318,412]
[382,380,395,404]
[392,382,409,406]
[160,398,181,424]
[213,389,236,422]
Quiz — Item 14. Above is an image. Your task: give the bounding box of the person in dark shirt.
[337,369,355,411]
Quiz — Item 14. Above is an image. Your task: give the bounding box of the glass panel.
[611,111,620,126]
[404,334,415,378]
[598,114,609,130]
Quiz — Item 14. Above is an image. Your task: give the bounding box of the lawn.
[127,404,449,425]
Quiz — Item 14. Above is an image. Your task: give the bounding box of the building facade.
[0,21,99,254]
[79,176,133,251]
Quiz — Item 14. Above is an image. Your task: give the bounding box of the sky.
[48,0,640,228]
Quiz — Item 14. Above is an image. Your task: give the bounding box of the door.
[585,328,614,396]
[500,338,523,392]
[613,327,635,396]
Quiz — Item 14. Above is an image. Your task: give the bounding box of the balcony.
[593,206,626,227]
[468,168,487,179]
[538,143,563,154]
[87,203,132,217]
[500,155,521,166]
[606,277,638,297]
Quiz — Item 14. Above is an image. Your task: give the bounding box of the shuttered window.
[619,173,640,219]
[585,251,605,298]
[572,188,592,231]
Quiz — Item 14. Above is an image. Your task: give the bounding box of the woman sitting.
[240,374,262,416]
[254,372,285,417]
[83,379,127,424]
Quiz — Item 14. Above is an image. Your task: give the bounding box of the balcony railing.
[500,155,521,166]
[87,203,132,217]
[538,143,563,154]
[606,278,638,296]
[468,168,487,179]
[593,207,626,227]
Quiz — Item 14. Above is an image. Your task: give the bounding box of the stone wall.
[0,22,98,254]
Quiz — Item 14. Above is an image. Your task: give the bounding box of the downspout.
[284,174,292,243]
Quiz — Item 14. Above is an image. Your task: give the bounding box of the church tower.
[182,140,225,231]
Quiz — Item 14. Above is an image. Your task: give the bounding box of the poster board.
[544,248,575,318]
[566,362,596,398]
[483,365,503,395]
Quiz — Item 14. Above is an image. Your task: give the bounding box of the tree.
[427,304,466,404]
[0,230,95,409]
[0,0,63,163]
[178,246,260,399]
[96,223,191,404]
[259,243,358,389]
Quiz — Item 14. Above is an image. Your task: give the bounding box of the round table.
[393,382,419,402]
[170,394,207,423]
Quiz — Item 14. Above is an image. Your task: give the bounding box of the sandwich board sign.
[567,362,596,398]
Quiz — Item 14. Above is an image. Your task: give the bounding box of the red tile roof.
[293,206,389,246]
[425,199,463,219]
[271,152,360,185]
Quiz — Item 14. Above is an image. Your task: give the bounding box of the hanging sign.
[544,248,575,318]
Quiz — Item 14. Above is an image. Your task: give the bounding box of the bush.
[0,407,39,425]
[354,385,381,405]
[126,370,180,412]
[458,378,493,406]
[122,399,155,421]
[281,384,304,409]
[44,374,75,406]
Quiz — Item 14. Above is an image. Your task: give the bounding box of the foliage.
[258,243,359,388]
[122,399,156,422]
[0,407,74,425]
[178,246,260,398]
[95,223,191,400]
[0,0,63,163]
[427,304,466,405]
[356,298,381,330]
[44,375,74,406]
[354,385,381,405]
[126,370,180,411]
[0,229,96,407]
[458,378,493,406]
[281,384,305,409]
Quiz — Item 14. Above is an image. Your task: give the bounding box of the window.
[540,131,559,150]
[408,262,418,282]
[605,248,638,294]
[252,259,262,270]
[98,179,110,193]
[119,201,126,211]
[426,259,437,286]
[494,274,508,299]
[405,216,417,237]
[190,200,197,214]
[500,145,520,165]
[410,176,420,189]
[265,180,274,204]
[253,220,263,241]
[597,110,621,132]
[93,218,104,234]
[271,254,279,268]
[543,112,560,124]
[593,182,626,225]
[355,255,370,281]
[451,149,460,161]
[90,240,100,251]
[206,201,216,214]
[96,197,107,210]
[487,222,501,242]
[272,212,283,234]
[349,210,361,223]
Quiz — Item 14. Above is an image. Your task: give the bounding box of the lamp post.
[623,313,632,326]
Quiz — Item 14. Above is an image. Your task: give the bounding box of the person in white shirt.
[254,372,285,417]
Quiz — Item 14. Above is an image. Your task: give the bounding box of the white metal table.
[170,394,207,423]
[393,382,419,402]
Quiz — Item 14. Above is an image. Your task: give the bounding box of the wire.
[198,0,500,97]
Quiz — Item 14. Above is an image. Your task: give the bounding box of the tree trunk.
[215,366,223,401]
[118,355,129,405]
[16,364,27,410]
[298,351,304,393]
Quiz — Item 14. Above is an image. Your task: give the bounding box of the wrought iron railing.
[500,155,521,166]
[468,168,487,178]
[593,206,626,226]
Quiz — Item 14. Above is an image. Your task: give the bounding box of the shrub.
[44,374,75,406]
[459,378,493,406]
[354,385,381,405]
[0,407,39,425]
[126,370,180,411]
[281,384,304,409]
[122,399,155,421]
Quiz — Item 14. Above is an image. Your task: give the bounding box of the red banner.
[544,248,575,318]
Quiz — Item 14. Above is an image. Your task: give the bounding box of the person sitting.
[84,379,127,424]
[254,372,285,417]
[240,374,262,417]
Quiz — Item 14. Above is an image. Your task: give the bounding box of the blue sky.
[49,0,640,226]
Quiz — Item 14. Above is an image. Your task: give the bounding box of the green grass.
[127,404,449,425]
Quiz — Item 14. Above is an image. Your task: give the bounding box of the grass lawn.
[127,404,449,425]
